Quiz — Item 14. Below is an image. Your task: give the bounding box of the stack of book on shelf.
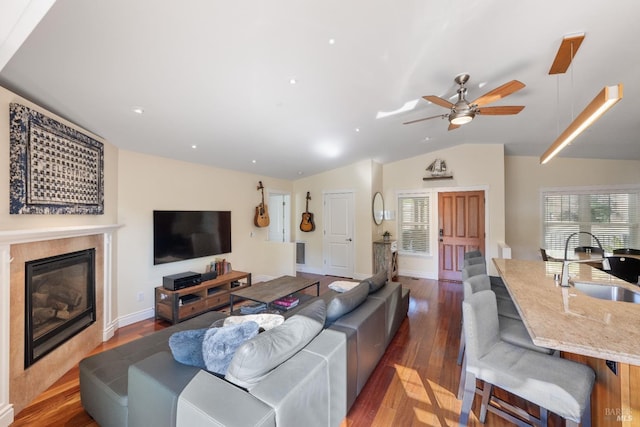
[272,295,300,311]
[208,258,232,276]
[240,301,267,314]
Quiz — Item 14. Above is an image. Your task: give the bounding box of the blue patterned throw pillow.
[202,321,260,375]
[168,328,209,369]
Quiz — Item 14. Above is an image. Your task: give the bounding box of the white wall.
[505,156,640,260]
[116,150,295,324]
[383,144,506,278]
[293,159,376,279]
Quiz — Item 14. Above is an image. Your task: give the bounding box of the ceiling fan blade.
[448,123,460,131]
[476,106,525,115]
[471,80,525,107]
[423,95,454,109]
[403,114,447,125]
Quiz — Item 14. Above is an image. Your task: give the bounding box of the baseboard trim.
[0,402,14,427]
[398,269,437,280]
[116,307,155,328]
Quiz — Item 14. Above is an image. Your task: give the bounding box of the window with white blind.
[398,193,430,255]
[542,186,640,252]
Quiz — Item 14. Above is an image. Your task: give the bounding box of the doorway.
[323,191,355,278]
[268,192,291,243]
[438,190,485,281]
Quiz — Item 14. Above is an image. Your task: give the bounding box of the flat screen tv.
[153,210,232,265]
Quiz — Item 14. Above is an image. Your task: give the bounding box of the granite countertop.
[493,258,640,366]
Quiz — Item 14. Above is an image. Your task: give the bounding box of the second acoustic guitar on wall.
[300,191,315,232]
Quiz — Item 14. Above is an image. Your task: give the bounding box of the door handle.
[346,238,352,242]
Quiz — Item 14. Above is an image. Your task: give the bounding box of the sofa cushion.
[366,270,387,293]
[225,299,326,389]
[325,280,369,324]
[203,321,260,375]
[168,328,209,369]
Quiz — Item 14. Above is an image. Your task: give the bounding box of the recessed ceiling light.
[252,160,257,164]
[355,128,360,132]
[191,145,197,149]
[132,107,144,115]
[289,78,297,85]
[297,171,304,175]
[328,38,336,45]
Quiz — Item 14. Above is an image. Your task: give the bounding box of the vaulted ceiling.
[1,0,639,179]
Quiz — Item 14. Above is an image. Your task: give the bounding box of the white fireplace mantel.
[0,224,121,245]
[0,224,121,427]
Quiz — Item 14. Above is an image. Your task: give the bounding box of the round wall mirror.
[372,192,384,225]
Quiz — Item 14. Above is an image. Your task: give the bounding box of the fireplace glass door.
[25,248,96,368]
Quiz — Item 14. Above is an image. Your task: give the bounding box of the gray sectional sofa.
[79,272,409,427]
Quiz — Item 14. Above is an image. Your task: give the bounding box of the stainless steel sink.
[571,281,640,303]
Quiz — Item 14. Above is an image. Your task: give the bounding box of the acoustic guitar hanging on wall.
[300,191,315,232]
[254,181,270,227]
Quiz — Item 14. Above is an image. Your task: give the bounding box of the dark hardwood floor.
[11,274,560,426]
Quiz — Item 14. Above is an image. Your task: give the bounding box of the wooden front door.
[438,191,485,281]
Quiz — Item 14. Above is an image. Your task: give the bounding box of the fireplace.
[24,248,96,368]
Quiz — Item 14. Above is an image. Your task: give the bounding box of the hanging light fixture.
[449,109,475,125]
[540,34,623,164]
[540,84,623,164]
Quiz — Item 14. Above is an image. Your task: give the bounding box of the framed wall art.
[9,103,104,214]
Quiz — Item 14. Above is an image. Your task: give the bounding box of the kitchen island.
[493,258,639,425]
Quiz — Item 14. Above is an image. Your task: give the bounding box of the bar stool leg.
[539,407,547,426]
[459,370,476,427]
[457,354,466,400]
[457,326,465,365]
[479,383,492,423]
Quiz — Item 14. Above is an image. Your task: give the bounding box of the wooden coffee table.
[229,275,320,314]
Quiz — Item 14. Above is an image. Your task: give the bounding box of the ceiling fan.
[403,73,526,130]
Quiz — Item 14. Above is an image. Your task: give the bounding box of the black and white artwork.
[9,103,104,214]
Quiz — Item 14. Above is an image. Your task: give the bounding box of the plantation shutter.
[398,194,430,255]
[542,188,640,251]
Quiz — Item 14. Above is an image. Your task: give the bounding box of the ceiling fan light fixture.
[540,84,623,164]
[450,110,474,125]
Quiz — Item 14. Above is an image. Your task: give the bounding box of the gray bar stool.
[456,275,554,399]
[463,250,483,260]
[463,256,485,267]
[462,260,508,292]
[460,290,594,426]
[461,269,519,319]
[457,266,522,368]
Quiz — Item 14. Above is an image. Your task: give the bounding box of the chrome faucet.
[559,232,610,287]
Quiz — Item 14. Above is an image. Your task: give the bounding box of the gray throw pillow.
[225,299,326,389]
[366,270,387,293]
[202,321,259,375]
[325,280,369,324]
[168,328,208,369]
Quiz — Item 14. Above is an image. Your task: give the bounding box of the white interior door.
[323,192,354,277]
[268,193,290,242]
